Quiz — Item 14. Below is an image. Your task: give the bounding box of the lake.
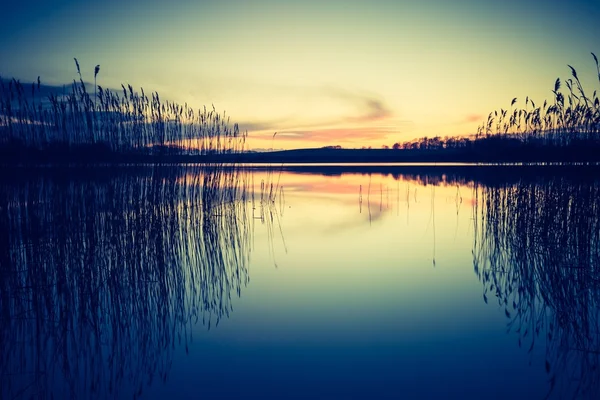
[1,165,598,399]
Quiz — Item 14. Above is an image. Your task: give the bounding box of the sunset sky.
[2,0,599,150]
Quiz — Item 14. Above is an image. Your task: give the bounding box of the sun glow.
[1,0,599,150]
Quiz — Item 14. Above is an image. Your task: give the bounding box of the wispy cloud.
[463,114,483,123]
[238,84,401,147]
[236,117,293,133]
[321,86,393,123]
[0,78,76,104]
[275,126,400,143]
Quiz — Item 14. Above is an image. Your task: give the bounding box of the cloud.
[358,98,393,122]
[1,79,73,108]
[236,117,293,133]
[463,114,483,123]
[1,78,98,97]
[320,86,394,123]
[275,126,400,143]
[237,84,399,145]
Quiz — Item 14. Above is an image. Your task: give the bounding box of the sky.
[1,0,599,150]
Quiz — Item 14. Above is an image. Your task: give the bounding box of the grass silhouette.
[473,175,600,399]
[0,60,247,160]
[0,164,282,398]
[476,53,600,145]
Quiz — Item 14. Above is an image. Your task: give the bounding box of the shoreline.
[3,146,600,166]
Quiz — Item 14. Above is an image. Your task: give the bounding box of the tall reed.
[472,176,600,398]
[476,53,600,146]
[0,164,267,398]
[0,60,247,157]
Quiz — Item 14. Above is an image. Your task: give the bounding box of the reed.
[472,176,600,398]
[0,164,270,398]
[476,53,600,146]
[0,60,247,158]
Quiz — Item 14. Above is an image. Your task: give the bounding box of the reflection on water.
[473,176,600,399]
[1,165,599,399]
[0,166,274,399]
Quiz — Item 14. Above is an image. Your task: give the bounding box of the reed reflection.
[0,165,259,399]
[473,176,600,399]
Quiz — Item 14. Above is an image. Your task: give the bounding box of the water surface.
[1,166,598,399]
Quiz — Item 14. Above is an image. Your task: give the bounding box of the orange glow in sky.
[2,0,599,150]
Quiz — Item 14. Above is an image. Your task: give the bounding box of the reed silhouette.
[0,60,247,162]
[0,164,281,399]
[476,53,600,144]
[348,168,600,397]
[473,175,600,399]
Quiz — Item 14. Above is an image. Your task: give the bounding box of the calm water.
[1,166,599,399]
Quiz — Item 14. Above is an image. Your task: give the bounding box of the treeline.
[383,135,475,150]
[381,53,600,156]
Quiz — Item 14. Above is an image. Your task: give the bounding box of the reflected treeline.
[473,176,600,398]
[0,165,261,399]
[271,164,600,189]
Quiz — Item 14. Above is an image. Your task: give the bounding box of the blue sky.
[2,0,599,149]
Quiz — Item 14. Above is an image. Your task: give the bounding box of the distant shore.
[3,143,600,166]
[3,157,599,191]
